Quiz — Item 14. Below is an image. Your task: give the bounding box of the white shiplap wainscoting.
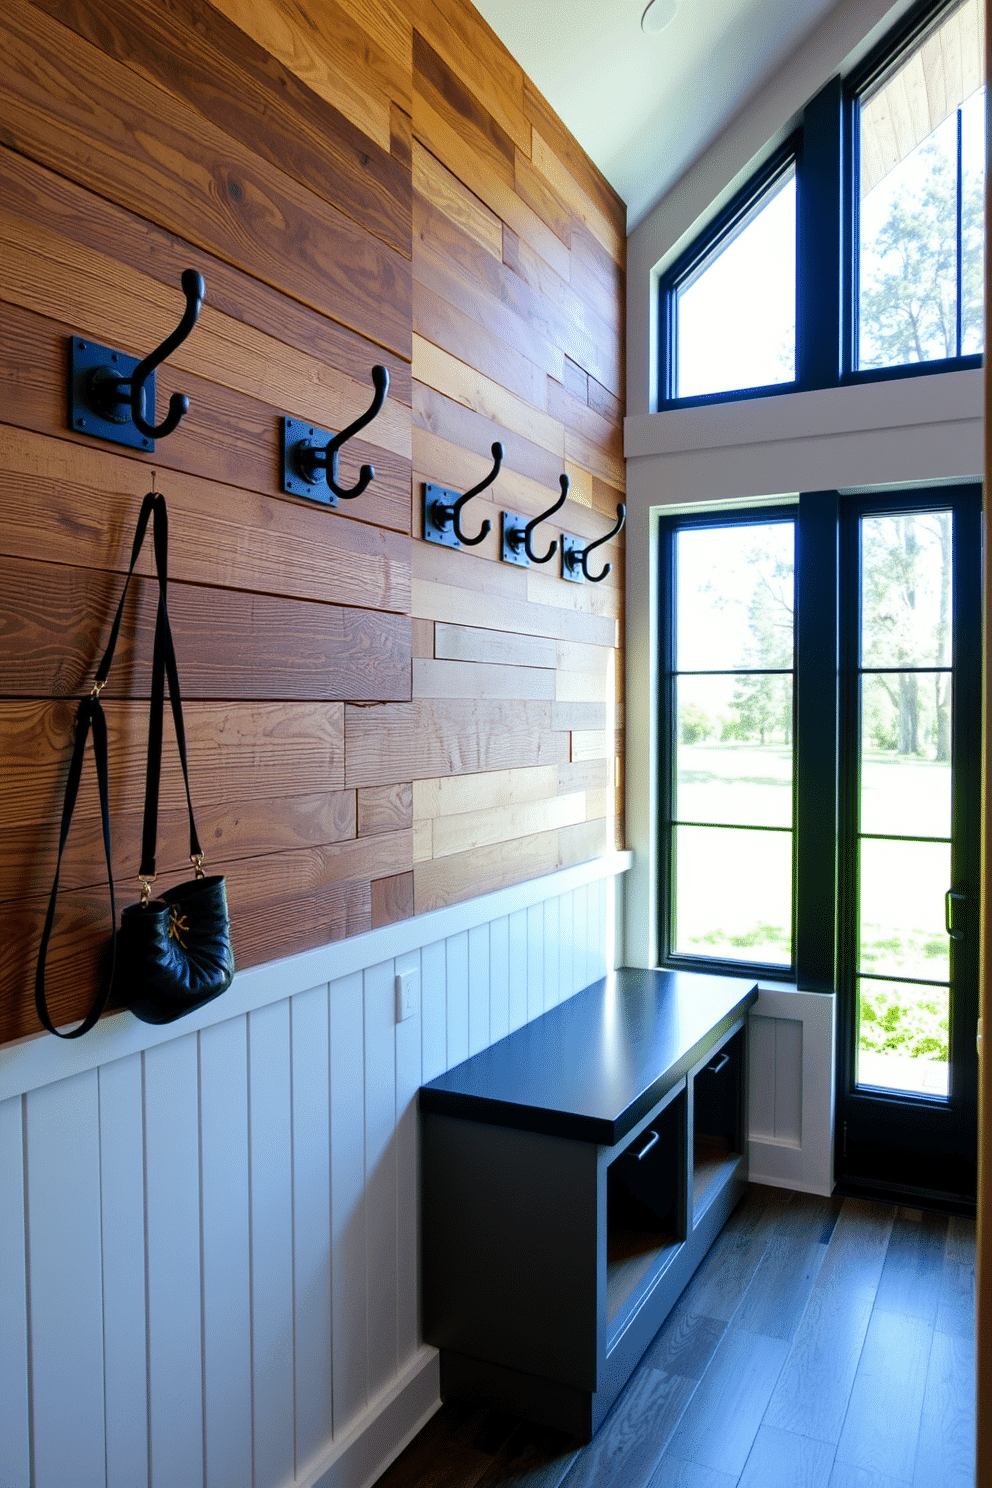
[747,984,836,1198]
[0,854,630,1488]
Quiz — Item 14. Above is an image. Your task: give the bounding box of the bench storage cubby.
[420,967,758,1440]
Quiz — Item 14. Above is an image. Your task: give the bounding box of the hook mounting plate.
[281,417,338,506]
[423,483,462,547]
[500,511,531,567]
[561,534,586,583]
[69,339,157,451]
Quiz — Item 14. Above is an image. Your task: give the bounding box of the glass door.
[837,486,981,1201]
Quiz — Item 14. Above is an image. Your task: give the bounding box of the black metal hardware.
[423,442,501,548]
[69,270,206,450]
[631,1128,660,1161]
[561,503,626,584]
[704,1051,730,1075]
[281,365,390,505]
[501,474,569,567]
[945,888,966,941]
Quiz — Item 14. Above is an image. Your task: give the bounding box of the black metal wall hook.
[501,473,569,568]
[282,365,390,504]
[561,503,626,583]
[69,270,206,451]
[423,442,502,548]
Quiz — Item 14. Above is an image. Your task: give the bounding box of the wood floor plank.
[935,1255,976,1338]
[814,1199,895,1293]
[640,1312,726,1382]
[911,1329,976,1487]
[872,1211,948,1324]
[732,1234,829,1341]
[762,1270,876,1444]
[665,1329,790,1478]
[827,1466,909,1488]
[663,1187,783,1324]
[833,1310,933,1482]
[737,1425,835,1488]
[558,1368,696,1488]
[646,1462,736,1488]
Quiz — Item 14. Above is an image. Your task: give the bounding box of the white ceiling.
[473,0,844,228]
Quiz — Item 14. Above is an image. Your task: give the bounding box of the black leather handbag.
[35,490,235,1037]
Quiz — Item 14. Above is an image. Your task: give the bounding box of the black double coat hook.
[69,270,206,450]
[561,503,627,583]
[423,442,502,548]
[501,474,569,567]
[282,365,390,505]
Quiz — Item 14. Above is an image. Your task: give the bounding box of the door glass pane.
[673,825,792,965]
[676,675,793,828]
[861,512,953,668]
[857,977,949,1095]
[676,522,794,671]
[859,837,951,982]
[676,168,796,398]
[961,86,987,353]
[861,674,952,838]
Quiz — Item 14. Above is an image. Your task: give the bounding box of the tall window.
[857,0,986,369]
[662,514,796,972]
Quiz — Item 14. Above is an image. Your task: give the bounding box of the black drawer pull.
[630,1129,660,1161]
[705,1051,730,1075]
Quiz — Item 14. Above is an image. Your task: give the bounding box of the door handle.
[945,889,966,941]
[630,1129,660,1161]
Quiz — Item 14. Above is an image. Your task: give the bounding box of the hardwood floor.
[374,1185,976,1488]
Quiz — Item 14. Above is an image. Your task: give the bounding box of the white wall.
[0,854,629,1488]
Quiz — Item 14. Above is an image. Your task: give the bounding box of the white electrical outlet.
[395,967,418,1023]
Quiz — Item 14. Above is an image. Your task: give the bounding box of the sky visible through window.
[675,171,796,399]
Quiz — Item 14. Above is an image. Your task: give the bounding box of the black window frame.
[656,0,984,412]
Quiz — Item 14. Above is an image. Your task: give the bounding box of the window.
[672,163,797,399]
[857,0,986,369]
[656,0,985,408]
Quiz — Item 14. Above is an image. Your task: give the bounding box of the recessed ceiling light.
[641,0,678,33]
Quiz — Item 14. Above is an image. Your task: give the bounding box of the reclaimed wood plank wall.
[0,0,626,1045]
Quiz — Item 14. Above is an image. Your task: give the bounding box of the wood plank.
[0,430,411,614]
[559,759,612,794]
[413,575,618,649]
[413,92,571,282]
[209,0,394,151]
[345,699,569,787]
[358,784,414,837]
[531,130,624,263]
[1,207,412,458]
[558,1366,696,1488]
[371,870,415,928]
[834,1310,933,1482]
[547,377,623,455]
[0,301,411,536]
[412,618,435,658]
[0,146,413,405]
[28,0,412,259]
[666,1329,790,1478]
[391,101,413,170]
[736,1425,834,1488]
[414,282,546,408]
[514,149,572,249]
[413,335,562,456]
[562,356,590,404]
[409,0,530,155]
[0,0,411,355]
[912,1329,976,1487]
[434,622,557,669]
[413,30,516,188]
[413,765,558,820]
[559,816,613,865]
[0,698,346,829]
[414,827,560,911]
[413,140,502,261]
[522,77,626,237]
[410,535,528,602]
[872,1210,948,1324]
[430,793,586,861]
[414,658,556,701]
[0,556,412,702]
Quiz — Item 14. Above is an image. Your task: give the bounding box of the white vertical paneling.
[591,878,607,981]
[0,1095,31,1488]
[749,1015,778,1139]
[444,932,469,1069]
[543,897,561,1009]
[394,949,422,1365]
[330,970,367,1433]
[420,941,446,1084]
[247,1000,295,1488]
[25,1069,105,1488]
[364,961,398,1398]
[467,924,490,1054]
[507,909,528,1032]
[199,1017,252,1488]
[291,985,333,1474]
[572,881,589,990]
[526,902,544,1020]
[559,890,575,999]
[144,1034,204,1488]
[489,916,510,1045]
[98,1054,149,1488]
[774,1018,804,1144]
